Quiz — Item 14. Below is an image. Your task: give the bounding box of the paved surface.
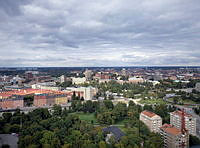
[0,103,71,117]
[0,134,18,148]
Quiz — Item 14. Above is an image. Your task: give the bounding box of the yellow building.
[55,95,68,105]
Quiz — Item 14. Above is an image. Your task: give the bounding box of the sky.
[0,0,200,67]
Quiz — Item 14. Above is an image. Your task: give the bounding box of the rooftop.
[171,110,192,117]
[141,110,158,118]
[160,124,181,136]
[102,126,125,141]
[0,89,70,100]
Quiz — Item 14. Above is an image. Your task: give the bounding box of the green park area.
[70,112,98,124]
[168,97,196,105]
[70,112,129,130]
[139,98,166,105]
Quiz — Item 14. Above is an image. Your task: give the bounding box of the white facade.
[71,77,87,84]
[65,86,98,100]
[128,77,144,83]
[170,111,196,136]
[84,70,93,80]
[140,110,162,133]
[32,82,61,91]
[60,75,66,83]
[160,124,189,148]
[195,83,200,92]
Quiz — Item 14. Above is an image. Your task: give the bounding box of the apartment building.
[34,93,70,107]
[65,86,97,100]
[0,95,24,109]
[128,77,144,84]
[140,110,162,133]
[0,89,72,109]
[160,124,189,148]
[170,110,196,136]
[84,70,93,80]
[71,77,87,85]
[32,82,61,91]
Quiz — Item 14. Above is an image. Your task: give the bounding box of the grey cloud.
[0,0,200,66]
[0,0,30,16]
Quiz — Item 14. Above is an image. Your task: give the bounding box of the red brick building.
[0,95,24,109]
[34,94,48,107]
[1,88,72,109]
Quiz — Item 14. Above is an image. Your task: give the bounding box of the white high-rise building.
[60,75,66,83]
[84,69,93,80]
[170,110,196,136]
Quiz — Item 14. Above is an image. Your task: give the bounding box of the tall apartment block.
[170,110,196,136]
[140,110,162,133]
[160,124,189,148]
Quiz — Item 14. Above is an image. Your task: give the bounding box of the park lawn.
[115,119,129,126]
[168,98,196,104]
[139,98,166,105]
[70,112,98,124]
[181,99,196,104]
[112,119,129,132]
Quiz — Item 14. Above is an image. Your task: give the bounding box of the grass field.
[168,98,196,104]
[70,112,98,124]
[139,98,166,105]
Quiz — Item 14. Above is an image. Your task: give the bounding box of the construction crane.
[181,109,188,148]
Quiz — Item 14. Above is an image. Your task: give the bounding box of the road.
[0,103,71,116]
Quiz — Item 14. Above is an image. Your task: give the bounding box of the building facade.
[140,110,162,133]
[34,93,70,107]
[60,75,66,83]
[160,124,189,148]
[71,77,87,85]
[65,86,97,100]
[0,96,24,109]
[170,110,196,136]
[84,70,93,80]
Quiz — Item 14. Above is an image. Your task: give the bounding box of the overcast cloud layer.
[0,0,200,67]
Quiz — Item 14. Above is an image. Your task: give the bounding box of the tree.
[103,100,114,109]
[62,107,68,117]
[51,138,61,148]
[62,144,72,148]
[1,144,10,148]
[99,141,106,148]
[29,108,51,122]
[40,131,55,145]
[10,116,21,124]
[2,112,12,123]
[53,104,62,116]
[97,112,115,125]
[83,100,94,113]
[68,130,82,148]
[128,101,135,107]
[9,124,20,133]
[189,135,200,146]
[112,103,127,121]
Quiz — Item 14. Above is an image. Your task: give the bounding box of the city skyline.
[0,0,200,67]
